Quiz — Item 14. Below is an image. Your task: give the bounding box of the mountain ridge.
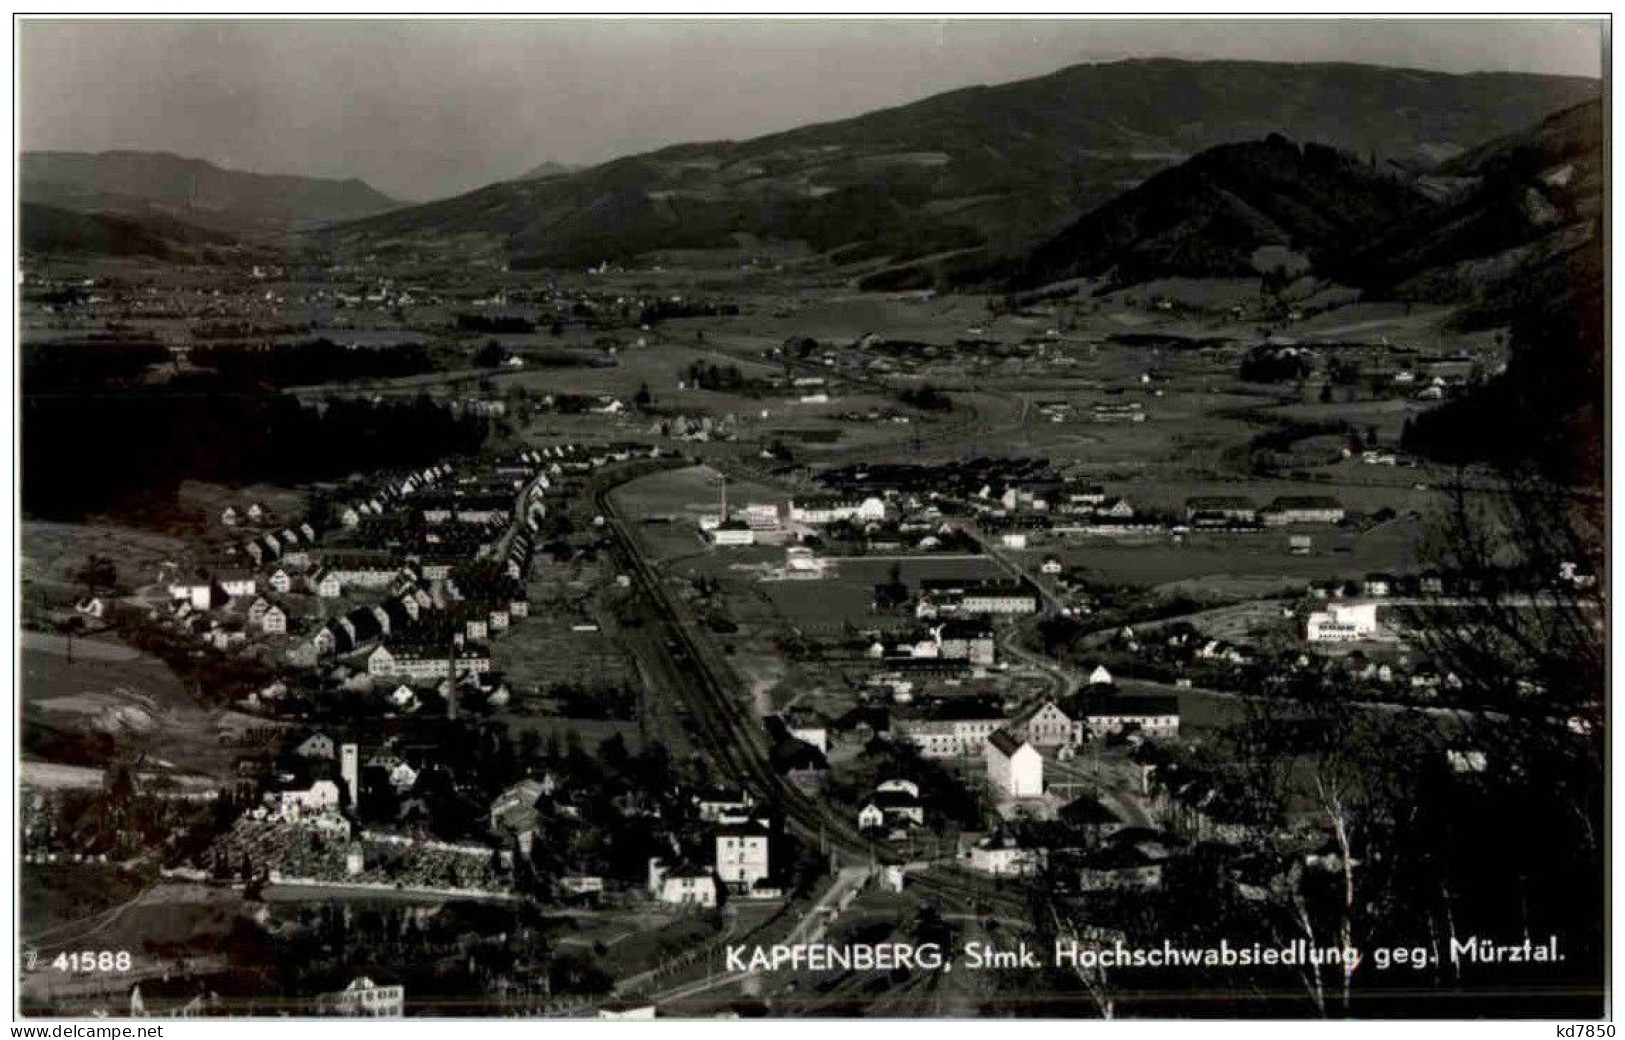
[20,150,401,234]
[326,58,1599,268]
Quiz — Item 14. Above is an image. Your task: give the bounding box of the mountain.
[999,96,1604,299]
[19,202,247,262]
[1354,98,1604,320]
[513,161,580,181]
[20,151,400,233]
[1005,134,1439,288]
[1394,99,1604,482]
[329,59,1598,268]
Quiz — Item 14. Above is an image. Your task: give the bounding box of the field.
[21,521,189,599]
[1020,517,1427,594]
[20,629,273,779]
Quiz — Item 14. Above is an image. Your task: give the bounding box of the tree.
[475,340,507,368]
[633,383,653,410]
[76,554,118,595]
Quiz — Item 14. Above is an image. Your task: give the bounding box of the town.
[15,18,1607,1024]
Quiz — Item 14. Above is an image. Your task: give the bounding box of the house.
[1058,483,1108,512]
[934,620,996,665]
[387,684,419,711]
[310,569,343,598]
[1040,556,1064,575]
[1262,495,1346,526]
[985,730,1044,798]
[366,645,396,677]
[268,567,295,594]
[169,578,228,611]
[261,605,288,635]
[1012,699,1074,748]
[714,821,772,892]
[221,506,239,527]
[965,832,1041,877]
[1059,794,1126,839]
[782,710,828,755]
[1087,664,1114,687]
[1185,496,1256,525]
[892,699,1007,758]
[317,977,404,1018]
[273,778,341,819]
[311,626,337,655]
[1076,844,1165,892]
[858,786,926,833]
[294,732,337,760]
[647,858,718,908]
[918,578,1039,616]
[217,569,257,599]
[1098,497,1136,519]
[708,520,755,546]
[246,502,268,523]
[490,778,546,851]
[1076,692,1180,739]
[697,789,755,823]
[386,761,420,793]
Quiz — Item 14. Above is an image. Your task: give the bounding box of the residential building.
[714,821,771,892]
[1263,495,1346,526]
[647,858,718,908]
[893,700,1007,758]
[985,730,1044,798]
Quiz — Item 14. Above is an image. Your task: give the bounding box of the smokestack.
[340,743,359,808]
[446,642,459,721]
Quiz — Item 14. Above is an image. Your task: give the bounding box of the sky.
[18,17,1607,202]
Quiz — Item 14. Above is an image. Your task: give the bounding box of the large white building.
[1080,694,1181,738]
[985,730,1044,798]
[1306,601,1380,642]
[714,822,772,892]
[788,495,887,526]
[893,703,1007,758]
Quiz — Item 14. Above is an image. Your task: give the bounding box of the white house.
[261,605,288,635]
[647,858,718,908]
[966,832,1041,877]
[985,730,1044,799]
[714,822,771,892]
[310,570,343,598]
[367,645,397,677]
[708,520,756,546]
[274,779,341,819]
[857,784,925,833]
